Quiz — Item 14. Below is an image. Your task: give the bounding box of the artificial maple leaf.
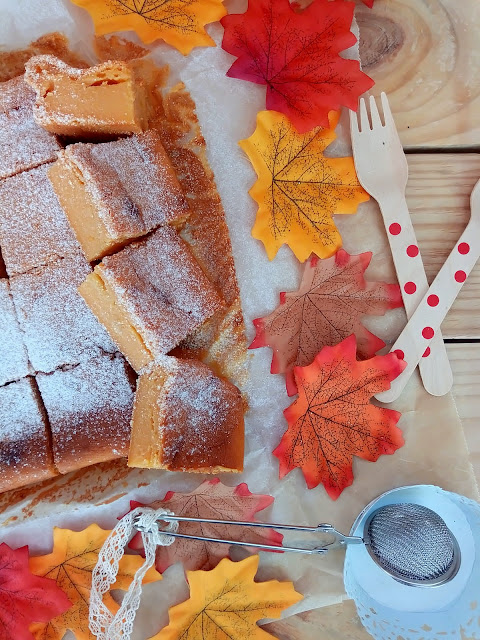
[240,110,369,261]
[150,555,302,640]
[274,335,405,499]
[129,478,283,571]
[70,0,226,54]
[221,0,374,132]
[29,524,162,640]
[0,544,71,640]
[250,250,403,395]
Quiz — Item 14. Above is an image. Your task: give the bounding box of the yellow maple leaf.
[150,555,302,639]
[29,524,162,640]
[240,110,369,262]
[70,0,226,54]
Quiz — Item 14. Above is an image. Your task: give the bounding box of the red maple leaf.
[362,0,374,7]
[128,479,283,571]
[0,543,71,640]
[274,335,405,499]
[221,0,374,132]
[250,250,402,396]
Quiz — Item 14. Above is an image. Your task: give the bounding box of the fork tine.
[380,92,394,127]
[369,95,383,128]
[358,97,370,133]
[349,105,360,136]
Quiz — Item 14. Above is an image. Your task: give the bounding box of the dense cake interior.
[50,131,190,261]
[24,55,147,137]
[129,357,244,473]
[0,44,247,494]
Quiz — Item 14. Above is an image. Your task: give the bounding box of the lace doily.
[345,485,480,639]
[89,506,178,640]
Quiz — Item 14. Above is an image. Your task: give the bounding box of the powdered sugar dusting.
[24,55,142,133]
[0,75,61,180]
[36,352,135,473]
[60,144,146,238]
[0,378,46,442]
[157,357,243,470]
[62,131,190,239]
[0,377,54,492]
[0,163,84,276]
[10,255,116,373]
[99,226,223,356]
[0,279,30,386]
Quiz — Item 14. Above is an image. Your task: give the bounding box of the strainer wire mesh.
[365,503,458,583]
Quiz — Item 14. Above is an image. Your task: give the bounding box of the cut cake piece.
[0,75,61,180]
[0,279,30,386]
[36,352,135,474]
[79,226,224,372]
[0,163,83,276]
[10,255,116,374]
[0,377,58,493]
[128,356,244,473]
[49,130,190,261]
[24,55,147,137]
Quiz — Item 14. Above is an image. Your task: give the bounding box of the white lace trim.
[89,507,178,640]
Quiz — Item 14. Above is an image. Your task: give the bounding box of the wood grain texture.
[264,600,369,640]
[356,0,480,149]
[406,153,480,338]
[449,342,480,481]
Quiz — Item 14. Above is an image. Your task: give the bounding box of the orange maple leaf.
[250,250,403,395]
[274,335,406,499]
[150,555,302,639]
[29,524,162,640]
[70,0,226,54]
[240,110,369,262]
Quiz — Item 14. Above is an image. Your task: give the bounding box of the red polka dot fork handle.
[376,178,480,403]
[350,93,453,398]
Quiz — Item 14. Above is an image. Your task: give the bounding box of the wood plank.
[356,0,480,149]
[448,342,480,480]
[264,600,369,640]
[406,154,480,338]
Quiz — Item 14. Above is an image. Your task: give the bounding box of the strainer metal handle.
[135,513,364,555]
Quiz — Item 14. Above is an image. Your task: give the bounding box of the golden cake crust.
[36,353,135,474]
[0,378,58,493]
[0,75,61,180]
[0,163,83,276]
[129,356,244,473]
[25,54,147,137]
[80,226,224,372]
[49,131,190,260]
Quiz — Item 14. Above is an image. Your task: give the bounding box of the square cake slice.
[36,352,135,474]
[79,226,224,372]
[0,75,61,180]
[49,131,190,261]
[0,163,83,276]
[0,279,30,386]
[128,356,244,473]
[24,55,147,137]
[10,255,116,374]
[0,377,58,493]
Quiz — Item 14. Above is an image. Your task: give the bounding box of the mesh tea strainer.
[139,493,461,587]
[89,484,478,640]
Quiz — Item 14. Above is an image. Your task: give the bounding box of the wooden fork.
[350,93,453,397]
[377,178,480,402]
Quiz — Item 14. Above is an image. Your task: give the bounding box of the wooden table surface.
[267,1,480,637]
